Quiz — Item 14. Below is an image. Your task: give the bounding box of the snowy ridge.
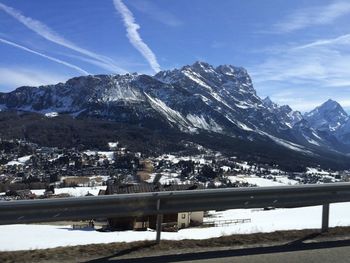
[258,130,315,155]
[0,61,350,155]
[186,114,222,132]
[145,93,191,130]
[304,99,349,132]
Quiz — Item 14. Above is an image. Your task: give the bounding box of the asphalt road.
[182,246,350,263]
[86,238,350,263]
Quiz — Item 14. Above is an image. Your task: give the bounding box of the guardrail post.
[156,199,163,243]
[322,203,330,232]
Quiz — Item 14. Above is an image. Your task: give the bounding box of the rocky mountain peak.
[191,61,213,70]
[2,61,350,157]
[304,99,348,132]
[323,99,342,108]
[262,96,277,109]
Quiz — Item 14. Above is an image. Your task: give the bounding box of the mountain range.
[1,61,350,170]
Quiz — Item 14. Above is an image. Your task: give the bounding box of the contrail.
[0,2,127,73]
[113,0,161,73]
[0,38,89,75]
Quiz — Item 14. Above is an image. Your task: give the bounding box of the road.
[85,238,350,263]
[181,246,350,263]
[3,229,350,263]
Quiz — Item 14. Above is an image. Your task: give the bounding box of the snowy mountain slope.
[155,62,303,137]
[156,63,341,153]
[335,119,350,145]
[304,99,348,132]
[303,99,350,149]
[262,97,303,128]
[0,61,349,161]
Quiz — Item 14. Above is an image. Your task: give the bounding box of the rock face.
[304,99,348,132]
[0,61,349,159]
[303,99,350,149]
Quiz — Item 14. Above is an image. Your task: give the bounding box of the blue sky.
[1,0,350,112]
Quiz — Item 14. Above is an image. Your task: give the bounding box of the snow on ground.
[269,168,283,174]
[244,177,285,187]
[44,112,59,118]
[2,186,108,197]
[1,202,350,251]
[31,186,106,197]
[155,154,208,165]
[221,166,231,172]
[274,176,299,185]
[5,155,32,166]
[18,155,32,163]
[146,172,181,184]
[306,167,330,175]
[235,162,251,170]
[5,161,23,166]
[108,142,118,150]
[84,151,115,161]
[228,175,285,187]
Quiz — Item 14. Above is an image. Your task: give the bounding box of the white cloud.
[0,38,89,75]
[294,33,350,50]
[0,68,70,90]
[273,1,350,33]
[251,37,350,89]
[0,3,126,73]
[270,95,350,113]
[249,32,350,112]
[128,0,183,27]
[113,0,161,73]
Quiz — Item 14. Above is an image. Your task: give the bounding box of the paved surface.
[85,238,350,263]
[181,246,350,263]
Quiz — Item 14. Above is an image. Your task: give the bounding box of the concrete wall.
[190,211,204,224]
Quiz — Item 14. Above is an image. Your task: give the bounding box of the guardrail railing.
[1,183,350,242]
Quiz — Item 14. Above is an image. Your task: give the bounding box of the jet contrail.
[113,0,161,73]
[0,2,127,73]
[0,38,89,75]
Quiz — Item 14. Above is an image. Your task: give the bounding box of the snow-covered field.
[0,186,107,198]
[30,186,107,197]
[227,175,298,187]
[5,155,32,166]
[1,202,350,251]
[155,154,209,165]
[146,172,181,184]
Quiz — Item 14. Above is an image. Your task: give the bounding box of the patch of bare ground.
[2,227,350,263]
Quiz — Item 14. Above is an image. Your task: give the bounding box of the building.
[104,181,204,231]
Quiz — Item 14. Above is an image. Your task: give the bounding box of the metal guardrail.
[1,183,350,242]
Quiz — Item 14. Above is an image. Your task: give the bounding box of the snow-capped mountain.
[0,61,349,168]
[304,99,349,133]
[302,99,350,149]
[0,62,297,136]
[337,119,350,145]
[262,97,303,128]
